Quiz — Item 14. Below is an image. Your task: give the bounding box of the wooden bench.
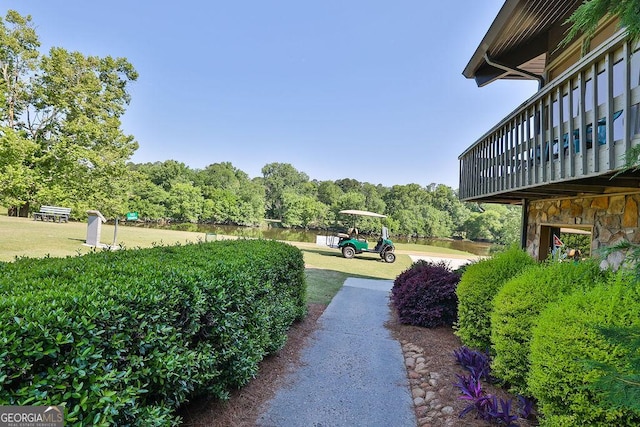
[33,206,71,223]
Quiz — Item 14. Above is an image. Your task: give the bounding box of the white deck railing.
[459,31,640,201]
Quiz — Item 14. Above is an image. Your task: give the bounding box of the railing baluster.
[579,71,587,175]
[605,51,614,170]
[623,41,631,154]
[519,113,525,187]
[568,78,576,177]
[525,108,533,185]
[592,62,600,173]
[558,85,565,179]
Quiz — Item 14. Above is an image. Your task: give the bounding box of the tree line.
[0,10,519,244]
[127,160,521,244]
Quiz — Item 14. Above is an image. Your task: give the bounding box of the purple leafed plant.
[487,396,519,426]
[454,374,494,420]
[453,346,492,381]
[458,393,520,425]
[459,394,496,420]
[453,347,532,425]
[454,373,483,401]
[517,394,535,419]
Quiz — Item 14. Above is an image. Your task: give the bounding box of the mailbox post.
[86,210,107,247]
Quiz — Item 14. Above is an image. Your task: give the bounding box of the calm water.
[122,222,494,256]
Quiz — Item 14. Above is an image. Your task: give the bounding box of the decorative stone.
[405,357,415,369]
[429,372,441,380]
[598,214,620,229]
[610,231,627,246]
[409,371,421,379]
[428,379,438,387]
[569,203,582,218]
[413,397,425,406]
[606,250,626,269]
[412,388,426,399]
[597,225,613,243]
[425,391,436,401]
[416,405,429,416]
[623,197,638,228]
[441,406,455,415]
[591,196,609,210]
[609,196,625,214]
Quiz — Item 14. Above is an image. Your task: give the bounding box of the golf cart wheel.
[383,251,396,263]
[342,246,356,259]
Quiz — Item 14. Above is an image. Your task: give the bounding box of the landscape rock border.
[401,341,458,427]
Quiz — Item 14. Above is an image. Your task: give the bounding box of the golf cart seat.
[374,227,390,251]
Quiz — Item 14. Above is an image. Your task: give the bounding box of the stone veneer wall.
[526,192,640,268]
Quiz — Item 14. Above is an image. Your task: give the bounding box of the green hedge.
[528,270,640,426]
[490,260,609,393]
[0,240,306,426]
[455,246,535,350]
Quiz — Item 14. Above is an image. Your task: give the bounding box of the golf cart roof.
[338,209,386,218]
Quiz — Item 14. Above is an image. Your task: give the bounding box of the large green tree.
[281,191,328,229]
[0,10,138,217]
[262,162,309,220]
[195,162,265,225]
[462,204,520,245]
[131,160,194,192]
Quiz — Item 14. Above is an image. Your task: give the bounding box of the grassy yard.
[0,215,208,261]
[0,214,475,305]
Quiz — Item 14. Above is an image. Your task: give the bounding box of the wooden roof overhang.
[462,0,584,87]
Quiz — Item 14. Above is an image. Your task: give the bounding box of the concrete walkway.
[257,278,416,427]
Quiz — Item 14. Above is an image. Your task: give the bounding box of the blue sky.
[5,1,537,188]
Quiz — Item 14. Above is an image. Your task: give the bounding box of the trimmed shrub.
[528,270,640,426]
[455,246,536,350]
[391,260,460,327]
[0,240,306,426]
[491,259,609,393]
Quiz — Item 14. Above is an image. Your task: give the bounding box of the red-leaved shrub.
[391,260,461,327]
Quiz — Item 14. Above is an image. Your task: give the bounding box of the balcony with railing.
[459,30,640,203]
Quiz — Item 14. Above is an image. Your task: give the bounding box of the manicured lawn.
[305,269,351,305]
[0,215,207,261]
[300,244,414,280]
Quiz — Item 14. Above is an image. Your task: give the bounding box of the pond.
[120,221,495,257]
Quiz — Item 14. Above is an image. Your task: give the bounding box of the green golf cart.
[334,209,396,263]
